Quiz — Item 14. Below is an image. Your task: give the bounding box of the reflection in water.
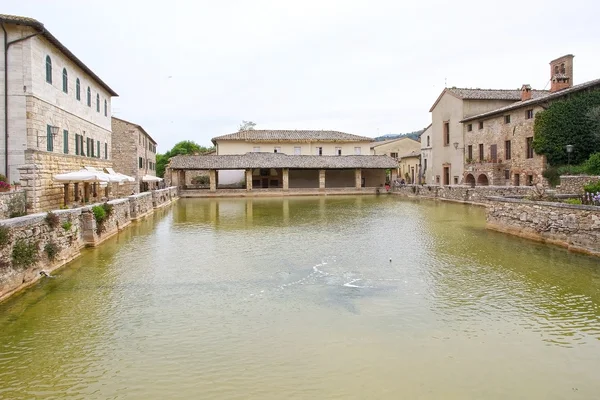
[1,196,599,399]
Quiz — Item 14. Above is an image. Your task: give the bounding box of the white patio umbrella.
[53,169,112,183]
[142,175,163,182]
[105,168,135,184]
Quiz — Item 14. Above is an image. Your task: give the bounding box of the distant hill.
[373,129,424,142]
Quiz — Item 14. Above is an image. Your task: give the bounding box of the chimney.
[520,84,532,101]
[550,54,574,93]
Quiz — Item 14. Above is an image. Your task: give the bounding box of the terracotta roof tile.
[212,130,372,144]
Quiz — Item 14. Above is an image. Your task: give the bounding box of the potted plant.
[0,181,11,193]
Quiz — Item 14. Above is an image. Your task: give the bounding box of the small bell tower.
[550,54,574,92]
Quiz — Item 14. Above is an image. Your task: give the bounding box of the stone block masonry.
[557,176,600,194]
[393,184,535,205]
[0,187,178,302]
[486,197,600,256]
[0,191,27,220]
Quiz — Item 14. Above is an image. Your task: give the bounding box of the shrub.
[0,181,11,190]
[557,164,587,176]
[564,198,582,205]
[12,240,39,269]
[92,205,106,223]
[542,167,560,187]
[583,181,600,194]
[0,173,6,182]
[102,202,114,217]
[191,175,210,185]
[8,193,26,218]
[45,211,60,229]
[44,241,59,261]
[0,225,11,247]
[585,152,600,175]
[62,221,72,231]
[92,203,113,234]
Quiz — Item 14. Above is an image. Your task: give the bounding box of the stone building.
[111,117,157,194]
[211,130,373,187]
[461,55,600,186]
[0,14,118,211]
[428,87,548,186]
[419,124,433,184]
[370,136,421,179]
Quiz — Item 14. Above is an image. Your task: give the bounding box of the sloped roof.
[399,150,420,159]
[0,14,118,96]
[370,136,420,148]
[212,130,372,145]
[461,78,600,122]
[429,87,549,112]
[169,152,398,170]
[111,117,157,144]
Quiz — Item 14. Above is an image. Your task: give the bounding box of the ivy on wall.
[533,90,600,166]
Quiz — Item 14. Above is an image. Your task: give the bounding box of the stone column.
[178,170,186,189]
[355,168,362,189]
[283,168,289,191]
[63,184,69,207]
[171,169,179,187]
[319,169,326,190]
[209,170,217,192]
[245,169,253,191]
[84,183,91,203]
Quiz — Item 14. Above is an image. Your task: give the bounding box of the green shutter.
[63,130,68,154]
[104,143,108,159]
[75,134,79,155]
[46,125,53,151]
[97,140,100,158]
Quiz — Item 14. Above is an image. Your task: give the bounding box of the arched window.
[104,99,108,116]
[76,78,81,100]
[96,93,100,112]
[554,65,559,75]
[45,55,52,83]
[560,63,565,74]
[62,68,68,93]
[87,87,91,107]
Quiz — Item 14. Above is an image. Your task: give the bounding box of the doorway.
[443,166,450,186]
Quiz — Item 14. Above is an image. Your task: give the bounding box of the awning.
[106,168,135,182]
[142,175,163,182]
[53,169,113,183]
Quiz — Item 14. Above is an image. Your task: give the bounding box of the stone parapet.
[486,196,600,256]
[0,191,27,220]
[556,175,600,194]
[393,184,534,204]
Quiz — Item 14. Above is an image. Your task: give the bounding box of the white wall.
[216,141,372,156]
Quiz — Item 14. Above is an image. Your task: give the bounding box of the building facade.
[211,130,373,186]
[419,124,433,184]
[370,136,421,180]
[461,55,600,187]
[1,14,118,211]
[111,117,157,193]
[428,87,548,186]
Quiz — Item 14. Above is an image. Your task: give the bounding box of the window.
[505,140,511,160]
[97,140,100,158]
[46,125,54,151]
[467,145,473,160]
[479,143,484,161]
[453,176,459,185]
[45,55,52,83]
[62,68,68,93]
[87,87,91,106]
[526,137,534,158]
[89,138,94,157]
[80,135,85,156]
[316,147,323,155]
[96,94,100,112]
[526,109,533,119]
[294,146,301,155]
[253,146,260,152]
[104,100,108,116]
[335,147,342,156]
[560,63,565,74]
[478,121,483,130]
[514,173,520,186]
[139,157,143,168]
[490,144,497,163]
[274,147,281,153]
[354,147,361,155]
[390,152,398,159]
[104,143,108,159]
[423,159,427,172]
[75,134,80,155]
[504,169,510,180]
[504,115,511,124]
[443,122,450,145]
[467,124,472,132]
[427,136,430,147]
[527,175,533,186]
[63,130,68,154]
[76,79,81,100]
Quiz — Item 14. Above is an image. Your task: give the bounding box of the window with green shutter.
[97,140,100,158]
[104,142,108,159]
[75,134,80,155]
[87,87,91,107]
[46,125,54,151]
[45,56,52,84]
[62,68,68,93]
[96,94,100,112]
[63,130,69,154]
[76,79,81,101]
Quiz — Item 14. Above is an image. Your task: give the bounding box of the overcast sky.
[4,0,600,151]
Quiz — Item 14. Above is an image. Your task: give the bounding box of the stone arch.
[477,174,489,186]
[465,173,475,187]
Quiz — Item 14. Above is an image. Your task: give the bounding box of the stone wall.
[486,197,600,256]
[0,190,27,220]
[393,184,534,204]
[18,149,112,212]
[0,187,178,302]
[556,175,600,194]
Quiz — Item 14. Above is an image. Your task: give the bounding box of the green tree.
[239,121,256,131]
[156,140,214,178]
[533,90,600,166]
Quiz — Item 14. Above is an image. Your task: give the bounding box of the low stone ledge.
[486,196,600,211]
